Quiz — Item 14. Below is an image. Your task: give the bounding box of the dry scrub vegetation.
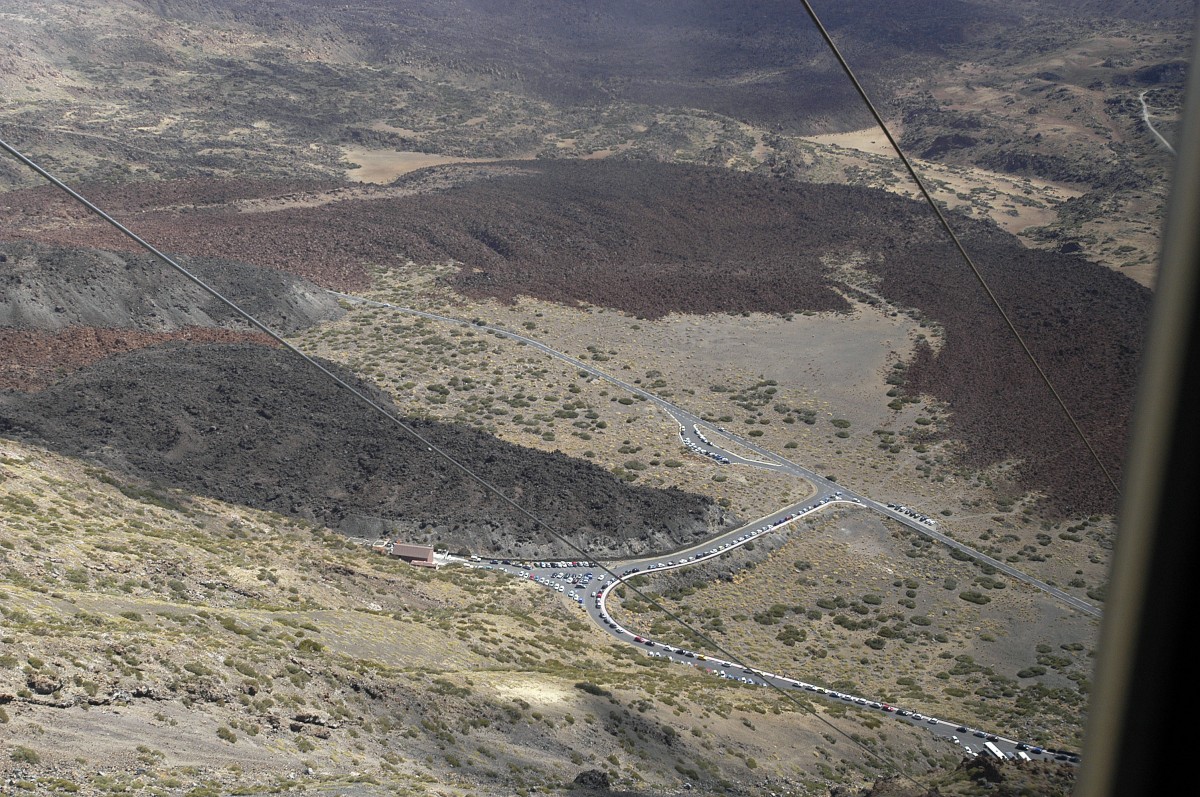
[293,259,1114,603]
[282,244,1111,755]
[606,508,1099,751]
[290,270,812,523]
[1,439,955,795]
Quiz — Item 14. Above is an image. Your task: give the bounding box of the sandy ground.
[806,128,899,158]
[342,138,627,182]
[490,675,573,705]
[525,297,922,431]
[341,146,524,183]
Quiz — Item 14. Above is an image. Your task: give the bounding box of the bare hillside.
[0,239,342,333]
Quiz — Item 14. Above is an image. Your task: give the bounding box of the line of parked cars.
[678,424,730,464]
[472,509,1065,766]
[886,503,938,528]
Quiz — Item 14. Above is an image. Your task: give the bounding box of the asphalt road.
[468,514,1078,764]
[333,291,1089,761]
[332,292,1100,618]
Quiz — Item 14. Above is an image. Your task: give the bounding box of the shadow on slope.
[0,343,730,557]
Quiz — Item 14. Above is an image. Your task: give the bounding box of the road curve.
[1139,90,1176,155]
[461,508,1080,765]
[330,291,1100,619]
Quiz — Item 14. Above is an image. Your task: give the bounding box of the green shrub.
[10,746,40,764]
[432,678,471,697]
[959,591,991,605]
[298,638,324,653]
[574,682,612,698]
[776,625,807,646]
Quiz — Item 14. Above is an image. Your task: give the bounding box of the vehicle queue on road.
[469,496,1078,765]
[340,292,1087,764]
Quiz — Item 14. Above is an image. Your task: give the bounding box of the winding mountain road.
[330,291,1100,619]
[334,290,1091,760]
[467,506,1078,764]
[1139,90,1176,155]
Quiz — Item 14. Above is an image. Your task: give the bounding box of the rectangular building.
[389,543,437,568]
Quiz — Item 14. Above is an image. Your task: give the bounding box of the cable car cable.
[1,134,927,788]
[795,0,1121,498]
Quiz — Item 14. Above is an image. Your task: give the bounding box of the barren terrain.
[0,343,731,557]
[2,0,1194,793]
[2,438,948,796]
[0,159,1153,515]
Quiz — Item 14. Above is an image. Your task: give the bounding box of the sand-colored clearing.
[490,675,574,705]
[801,127,1083,238]
[805,127,899,158]
[342,145,528,183]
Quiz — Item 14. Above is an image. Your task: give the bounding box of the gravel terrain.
[0,239,343,334]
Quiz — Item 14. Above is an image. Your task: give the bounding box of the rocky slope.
[0,326,274,391]
[0,237,344,389]
[832,755,1077,797]
[0,239,342,334]
[0,438,916,797]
